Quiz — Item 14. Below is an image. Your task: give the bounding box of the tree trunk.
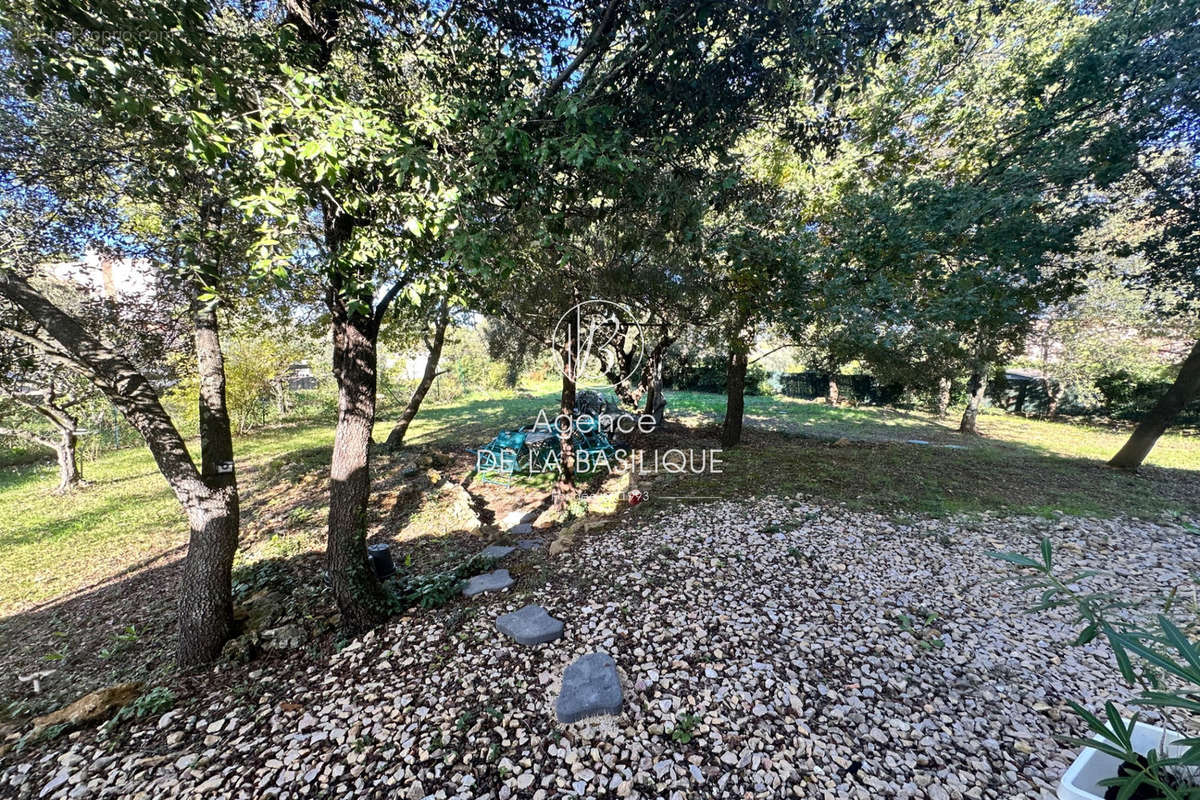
[385,301,450,450]
[177,292,240,668]
[1109,337,1200,470]
[609,322,646,409]
[1046,381,1061,418]
[327,289,390,631]
[504,339,526,388]
[959,369,989,435]
[54,429,81,493]
[721,347,748,448]
[826,374,839,406]
[554,298,579,506]
[642,338,669,429]
[274,380,289,415]
[935,377,951,418]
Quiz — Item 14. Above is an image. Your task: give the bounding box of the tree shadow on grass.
[0,435,559,746]
[397,392,559,450]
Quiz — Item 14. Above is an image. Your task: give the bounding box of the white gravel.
[4,497,1198,799]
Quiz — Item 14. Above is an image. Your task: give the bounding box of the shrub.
[990,539,1199,798]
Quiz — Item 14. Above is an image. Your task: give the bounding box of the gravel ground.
[4,497,1198,800]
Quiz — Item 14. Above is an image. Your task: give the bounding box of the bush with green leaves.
[389,554,498,610]
[101,686,176,734]
[990,539,1200,798]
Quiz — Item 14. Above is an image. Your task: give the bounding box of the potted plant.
[990,539,1200,800]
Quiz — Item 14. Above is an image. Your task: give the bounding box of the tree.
[0,347,89,492]
[2,8,258,666]
[992,0,1200,467]
[168,317,315,432]
[706,172,808,448]
[383,299,450,449]
[765,0,1096,435]
[1025,275,1171,415]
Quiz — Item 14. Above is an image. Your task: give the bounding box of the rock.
[496,605,564,645]
[31,683,142,736]
[261,624,307,651]
[555,652,623,723]
[221,635,256,663]
[501,506,535,527]
[549,519,587,556]
[480,545,516,560]
[462,569,514,597]
[533,506,566,529]
[38,770,69,797]
[507,522,534,535]
[448,486,483,532]
[238,590,287,634]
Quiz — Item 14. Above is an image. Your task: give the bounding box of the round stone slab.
[555,652,623,723]
[462,569,514,597]
[496,605,564,646]
[480,544,516,560]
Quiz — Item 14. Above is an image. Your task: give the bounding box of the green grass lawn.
[667,390,1200,470]
[1,386,1197,615]
[0,388,557,615]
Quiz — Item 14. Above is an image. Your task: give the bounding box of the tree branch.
[541,0,625,101]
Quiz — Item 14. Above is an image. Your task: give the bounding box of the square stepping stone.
[556,652,623,723]
[480,544,516,560]
[496,604,564,645]
[462,569,514,597]
[501,510,536,528]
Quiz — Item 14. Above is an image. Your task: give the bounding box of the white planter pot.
[1058,720,1184,800]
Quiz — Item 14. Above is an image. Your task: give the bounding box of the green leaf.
[1103,625,1138,685]
[1104,702,1133,750]
[984,550,1042,569]
[1133,691,1200,715]
[1073,622,1098,646]
[1061,736,1131,762]
[1113,631,1199,685]
[1115,770,1145,800]
[1156,615,1200,675]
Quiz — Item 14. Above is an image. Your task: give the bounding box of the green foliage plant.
[990,539,1200,798]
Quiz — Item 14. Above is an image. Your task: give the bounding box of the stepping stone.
[480,544,516,560]
[517,539,542,551]
[507,522,534,535]
[556,652,623,723]
[496,605,564,645]
[906,439,930,445]
[501,510,536,528]
[462,569,514,597]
